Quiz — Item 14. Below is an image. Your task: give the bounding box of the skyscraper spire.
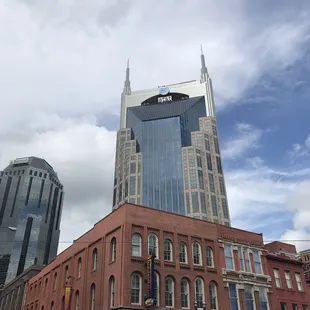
[200,45,209,83]
[123,58,131,95]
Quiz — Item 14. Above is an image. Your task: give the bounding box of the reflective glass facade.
[0,157,63,285]
[125,96,206,214]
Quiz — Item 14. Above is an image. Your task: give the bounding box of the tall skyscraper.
[0,157,64,285]
[113,49,230,226]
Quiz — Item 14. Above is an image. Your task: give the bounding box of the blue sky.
[1,0,310,252]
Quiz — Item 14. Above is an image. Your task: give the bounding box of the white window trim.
[93,249,98,271]
[155,272,160,306]
[253,250,263,274]
[180,278,190,309]
[284,271,292,289]
[224,244,235,270]
[209,282,218,310]
[206,247,214,267]
[273,268,281,288]
[295,272,303,291]
[148,233,159,258]
[91,284,95,310]
[179,242,188,264]
[131,273,142,305]
[194,277,205,304]
[165,277,175,308]
[164,239,173,262]
[244,285,256,310]
[192,242,202,266]
[131,233,142,257]
[110,277,115,307]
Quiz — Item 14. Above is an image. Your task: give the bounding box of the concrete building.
[265,242,309,309]
[0,157,64,285]
[299,249,310,281]
[113,50,230,225]
[23,203,275,310]
[0,265,43,310]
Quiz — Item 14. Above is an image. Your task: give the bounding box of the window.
[284,271,292,289]
[92,248,98,271]
[179,242,188,263]
[65,265,69,281]
[259,287,268,310]
[229,283,239,310]
[238,247,244,271]
[192,242,202,265]
[75,291,79,310]
[280,303,287,310]
[110,276,115,307]
[90,284,95,310]
[244,248,251,272]
[154,272,160,306]
[44,279,48,295]
[131,234,142,257]
[252,250,262,274]
[303,306,308,310]
[209,282,218,310]
[244,285,254,310]
[148,233,159,258]
[53,273,57,290]
[51,301,54,310]
[295,272,303,291]
[165,277,175,307]
[111,238,116,262]
[194,277,205,308]
[292,304,298,310]
[131,273,141,305]
[206,247,214,267]
[273,269,281,288]
[61,296,65,310]
[180,278,190,309]
[77,258,82,278]
[164,239,173,261]
[224,245,234,270]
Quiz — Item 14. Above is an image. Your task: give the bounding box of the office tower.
[113,49,230,226]
[0,157,64,285]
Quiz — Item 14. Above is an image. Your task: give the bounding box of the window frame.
[192,242,202,266]
[295,272,303,291]
[164,239,173,262]
[110,276,115,307]
[131,233,142,257]
[131,273,142,305]
[284,271,292,289]
[179,242,188,264]
[180,278,190,309]
[90,283,95,310]
[206,247,214,267]
[111,238,117,262]
[273,268,281,288]
[194,277,205,308]
[164,276,175,308]
[224,244,234,270]
[77,258,82,279]
[209,282,218,310]
[148,233,159,258]
[92,248,98,271]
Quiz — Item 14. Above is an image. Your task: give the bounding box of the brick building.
[21,203,303,310]
[265,242,309,310]
[299,249,310,281]
[0,265,43,310]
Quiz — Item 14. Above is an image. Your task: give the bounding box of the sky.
[0,0,310,253]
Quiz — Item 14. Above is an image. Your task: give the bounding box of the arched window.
[77,258,82,278]
[154,272,160,306]
[92,248,98,271]
[91,283,96,310]
[110,276,115,307]
[131,234,142,257]
[44,279,48,295]
[165,277,175,307]
[53,273,57,290]
[131,273,142,305]
[195,277,205,308]
[148,233,159,258]
[75,290,79,310]
[50,301,54,310]
[206,247,214,267]
[179,242,188,263]
[65,265,69,281]
[111,238,116,262]
[192,242,202,265]
[164,239,173,261]
[209,282,218,310]
[180,278,190,309]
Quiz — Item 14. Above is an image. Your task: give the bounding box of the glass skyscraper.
[113,50,231,226]
[0,157,64,285]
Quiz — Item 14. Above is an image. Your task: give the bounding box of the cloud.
[221,123,262,159]
[1,0,310,255]
[288,135,310,162]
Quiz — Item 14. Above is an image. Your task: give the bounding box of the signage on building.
[12,157,29,165]
[141,92,189,106]
[64,277,74,310]
[146,254,156,306]
[158,95,172,103]
[220,234,263,247]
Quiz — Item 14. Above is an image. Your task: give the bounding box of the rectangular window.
[284,271,292,289]
[206,153,212,170]
[252,250,262,274]
[192,192,199,213]
[216,156,223,174]
[259,287,268,310]
[219,176,226,195]
[214,138,220,154]
[205,139,210,151]
[295,272,303,291]
[280,303,287,310]
[303,305,308,310]
[211,195,218,216]
[198,170,204,189]
[222,198,229,219]
[200,192,207,213]
[244,248,251,272]
[129,176,136,195]
[244,285,254,310]
[273,268,281,288]
[238,247,244,271]
[292,305,298,310]
[209,173,215,192]
[224,245,234,270]
[229,283,239,310]
[197,156,202,168]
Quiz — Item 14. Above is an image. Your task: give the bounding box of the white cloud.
[221,123,262,159]
[289,135,310,162]
[1,0,310,254]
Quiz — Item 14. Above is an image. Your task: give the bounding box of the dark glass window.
[216,157,223,174]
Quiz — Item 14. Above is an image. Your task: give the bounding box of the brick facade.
[21,204,309,310]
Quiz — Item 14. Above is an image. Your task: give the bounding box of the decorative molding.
[180,264,191,270]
